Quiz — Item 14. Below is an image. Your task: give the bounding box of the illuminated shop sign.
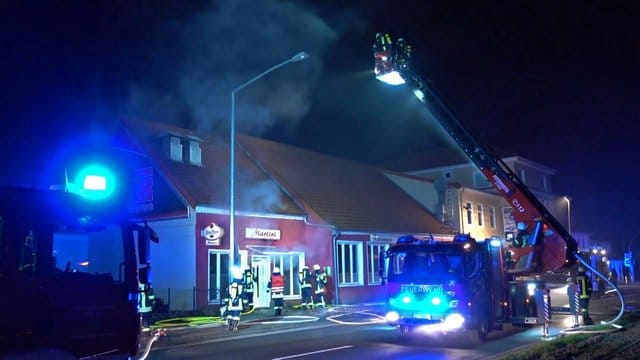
[202,223,225,246]
[245,228,280,240]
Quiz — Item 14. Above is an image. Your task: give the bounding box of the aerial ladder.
[372,33,624,326]
[373,32,576,273]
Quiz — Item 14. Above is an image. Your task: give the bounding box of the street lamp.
[564,196,571,234]
[229,51,308,274]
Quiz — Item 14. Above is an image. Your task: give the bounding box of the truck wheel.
[399,325,411,336]
[467,318,489,345]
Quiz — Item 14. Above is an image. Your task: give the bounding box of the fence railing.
[153,287,226,312]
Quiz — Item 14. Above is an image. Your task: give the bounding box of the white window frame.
[269,252,304,299]
[476,203,484,227]
[207,250,230,304]
[465,201,473,225]
[337,240,364,286]
[367,242,389,285]
[489,206,497,229]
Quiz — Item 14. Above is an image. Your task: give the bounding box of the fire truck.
[372,33,603,339]
[0,166,158,358]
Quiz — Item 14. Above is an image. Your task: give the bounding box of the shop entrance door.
[252,255,272,308]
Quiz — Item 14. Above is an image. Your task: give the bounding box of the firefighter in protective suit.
[298,265,313,309]
[242,267,256,311]
[513,222,530,248]
[268,267,285,316]
[313,264,328,308]
[576,266,593,325]
[225,282,243,331]
[224,267,244,331]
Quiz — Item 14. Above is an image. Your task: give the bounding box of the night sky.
[2,1,639,255]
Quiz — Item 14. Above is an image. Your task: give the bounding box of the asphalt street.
[145,284,640,360]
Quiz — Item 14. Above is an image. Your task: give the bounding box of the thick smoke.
[126,0,339,135]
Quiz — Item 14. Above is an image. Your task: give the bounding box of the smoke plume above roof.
[124,0,343,136]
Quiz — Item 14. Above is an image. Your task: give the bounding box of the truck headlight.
[443,313,465,330]
[385,311,400,322]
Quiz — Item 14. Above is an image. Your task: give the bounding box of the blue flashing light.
[83,175,107,191]
[490,238,502,247]
[69,164,116,200]
[453,233,472,242]
[389,290,450,313]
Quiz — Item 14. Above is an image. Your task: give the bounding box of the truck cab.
[382,234,507,341]
[0,183,157,358]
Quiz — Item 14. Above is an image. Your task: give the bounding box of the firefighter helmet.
[517,222,527,231]
[542,224,554,236]
[273,267,280,274]
[313,264,321,271]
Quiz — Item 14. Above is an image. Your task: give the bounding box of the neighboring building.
[122,121,452,311]
[385,148,572,242]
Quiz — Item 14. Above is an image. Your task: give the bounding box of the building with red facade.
[123,121,451,311]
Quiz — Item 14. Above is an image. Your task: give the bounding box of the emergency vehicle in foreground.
[0,165,158,358]
[373,33,614,340]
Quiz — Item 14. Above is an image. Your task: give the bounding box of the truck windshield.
[388,246,465,282]
[0,221,126,282]
[52,225,125,278]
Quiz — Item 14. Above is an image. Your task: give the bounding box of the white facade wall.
[148,214,196,311]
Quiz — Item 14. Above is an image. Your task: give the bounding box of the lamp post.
[229,51,308,274]
[564,196,571,235]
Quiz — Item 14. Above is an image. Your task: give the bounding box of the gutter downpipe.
[332,226,340,305]
[301,217,340,306]
[458,187,465,234]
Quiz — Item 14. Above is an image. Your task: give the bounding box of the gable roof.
[124,120,305,216]
[384,147,517,172]
[237,134,450,234]
[124,120,450,235]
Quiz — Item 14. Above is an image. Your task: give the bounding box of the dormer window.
[184,138,202,166]
[169,135,183,162]
[161,133,203,166]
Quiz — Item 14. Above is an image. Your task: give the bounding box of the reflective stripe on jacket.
[270,274,285,292]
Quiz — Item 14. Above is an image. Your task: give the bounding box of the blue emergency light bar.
[67,164,117,201]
